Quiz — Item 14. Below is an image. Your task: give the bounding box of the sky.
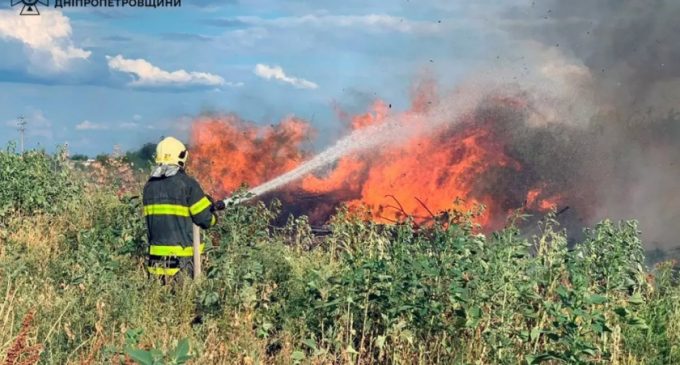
[0,0,525,155]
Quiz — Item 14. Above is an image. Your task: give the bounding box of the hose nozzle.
[222,195,255,207]
[222,197,241,206]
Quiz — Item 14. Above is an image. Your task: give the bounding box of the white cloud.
[106,54,225,87]
[76,120,109,131]
[120,122,139,129]
[212,81,245,92]
[233,14,443,34]
[0,10,90,71]
[132,114,142,121]
[76,120,152,131]
[254,64,318,89]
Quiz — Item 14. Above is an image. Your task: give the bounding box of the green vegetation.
[0,148,679,364]
[70,154,89,162]
[0,145,81,216]
[124,143,157,170]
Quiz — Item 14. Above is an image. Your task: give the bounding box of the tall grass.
[0,148,678,364]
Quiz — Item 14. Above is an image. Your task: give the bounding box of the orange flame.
[190,114,312,195]
[189,87,562,229]
[526,186,562,212]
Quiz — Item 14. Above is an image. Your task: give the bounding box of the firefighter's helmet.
[155,137,188,166]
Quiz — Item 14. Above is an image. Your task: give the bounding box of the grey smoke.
[506,0,680,108]
[501,0,680,250]
[236,0,680,253]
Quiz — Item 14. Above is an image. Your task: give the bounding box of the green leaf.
[614,307,629,318]
[302,338,317,350]
[469,306,482,319]
[375,335,387,349]
[591,321,607,334]
[581,348,596,356]
[149,349,164,360]
[314,299,341,309]
[291,350,305,361]
[628,292,645,305]
[519,330,529,341]
[627,316,649,330]
[125,348,154,365]
[587,294,608,305]
[556,285,569,299]
[125,328,144,346]
[530,327,541,342]
[170,338,191,364]
[526,352,562,364]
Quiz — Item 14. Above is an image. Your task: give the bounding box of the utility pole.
[17,116,26,153]
[112,144,122,158]
[61,142,70,161]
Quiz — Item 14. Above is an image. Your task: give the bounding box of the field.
[1,148,679,365]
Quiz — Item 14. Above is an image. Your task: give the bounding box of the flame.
[301,121,517,226]
[190,114,312,195]
[526,186,562,212]
[526,188,541,207]
[189,87,564,229]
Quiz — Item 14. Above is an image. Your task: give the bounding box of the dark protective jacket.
[142,168,216,276]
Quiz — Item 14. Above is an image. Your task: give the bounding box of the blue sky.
[0,0,528,155]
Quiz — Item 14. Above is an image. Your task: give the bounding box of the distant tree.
[139,143,156,161]
[124,142,157,169]
[95,154,109,165]
[70,154,89,161]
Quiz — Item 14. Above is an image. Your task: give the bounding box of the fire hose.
[209,195,254,211]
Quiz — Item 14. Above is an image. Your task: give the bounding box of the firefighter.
[142,136,225,280]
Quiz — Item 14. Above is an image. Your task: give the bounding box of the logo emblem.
[11,0,48,16]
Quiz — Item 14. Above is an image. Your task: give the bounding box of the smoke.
[499,0,680,249]
[507,0,680,110]
[189,0,680,251]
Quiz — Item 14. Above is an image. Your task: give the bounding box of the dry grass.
[2,310,42,365]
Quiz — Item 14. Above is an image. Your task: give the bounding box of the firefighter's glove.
[211,200,226,212]
[206,195,225,212]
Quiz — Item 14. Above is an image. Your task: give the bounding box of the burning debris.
[189,83,579,233]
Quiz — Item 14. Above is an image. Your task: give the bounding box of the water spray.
[218,88,484,206]
[222,195,250,206]
[219,118,410,207]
